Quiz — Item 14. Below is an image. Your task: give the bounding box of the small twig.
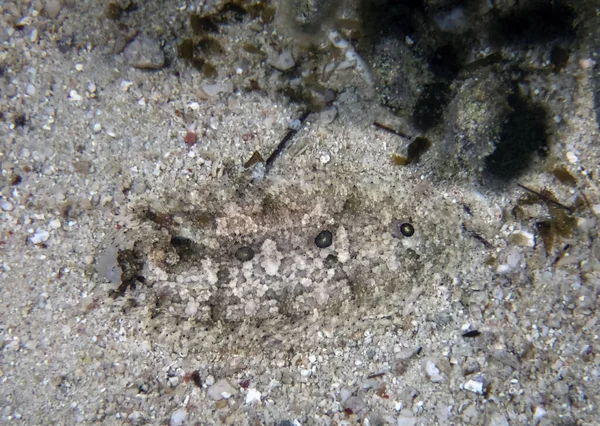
[516,183,573,213]
[373,121,408,139]
[265,110,311,172]
[552,244,571,266]
[462,224,494,249]
[366,372,386,379]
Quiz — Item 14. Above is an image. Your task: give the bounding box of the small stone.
[463,378,484,394]
[288,119,301,131]
[120,80,133,92]
[245,388,261,404]
[315,230,333,248]
[169,408,187,426]
[425,359,444,382]
[74,160,91,175]
[96,247,122,284]
[577,217,597,233]
[262,257,280,276]
[30,230,50,244]
[269,51,295,71]
[579,58,596,69]
[129,411,142,422]
[462,358,480,375]
[185,131,197,146]
[207,379,237,400]
[215,400,228,409]
[496,264,511,274]
[343,396,367,415]
[320,152,331,164]
[509,230,535,248]
[340,387,353,403]
[320,108,337,125]
[185,300,198,316]
[30,28,39,43]
[49,219,61,229]
[533,406,547,419]
[399,223,415,237]
[124,36,165,69]
[75,63,84,72]
[235,246,254,262]
[92,123,102,133]
[199,82,233,98]
[26,84,36,96]
[1,200,14,211]
[45,0,62,19]
[69,90,82,101]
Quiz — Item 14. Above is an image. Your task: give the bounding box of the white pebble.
[169,408,187,426]
[245,388,261,404]
[287,119,301,131]
[496,264,511,274]
[75,63,84,72]
[269,51,295,71]
[120,80,134,92]
[463,378,484,394]
[188,101,199,110]
[300,369,312,377]
[69,90,82,101]
[328,30,349,49]
[26,84,36,96]
[184,300,198,316]
[30,230,50,244]
[340,388,353,403]
[566,151,578,164]
[533,406,547,419]
[49,219,61,229]
[1,200,14,211]
[87,82,97,93]
[30,28,38,43]
[579,58,596,69]
[92,123,102,133]
[320,152,331,164]
[577,217,597,233]
[262,257,280,276]
[425,359,444,382]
